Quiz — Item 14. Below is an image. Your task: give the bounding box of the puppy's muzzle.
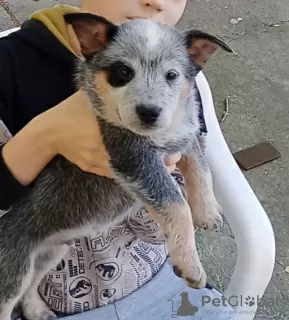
[135,104,162,125]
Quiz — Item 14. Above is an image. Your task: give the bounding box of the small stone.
[285,266,289,274]
[230,18,238,25]
[230,17,243,25]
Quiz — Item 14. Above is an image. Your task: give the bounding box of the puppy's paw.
[169,240,207,289]
[173,262,207,289]
[191,195,223,231]
[22,291,56,320]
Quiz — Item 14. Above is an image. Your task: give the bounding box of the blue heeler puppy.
[0,13,232,320]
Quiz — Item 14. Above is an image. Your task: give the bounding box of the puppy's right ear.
[64,13,117,58]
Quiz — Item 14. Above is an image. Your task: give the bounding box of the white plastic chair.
[0,27,275,320]
[196,72,275,319]
[0,27,20,38]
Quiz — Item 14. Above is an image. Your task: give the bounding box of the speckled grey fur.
[0,13,232,320]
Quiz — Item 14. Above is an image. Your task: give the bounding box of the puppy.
[0,13,232,320]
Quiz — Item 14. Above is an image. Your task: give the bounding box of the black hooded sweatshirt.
[0,5,81,210]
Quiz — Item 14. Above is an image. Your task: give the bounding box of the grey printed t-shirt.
[38,209,169,314]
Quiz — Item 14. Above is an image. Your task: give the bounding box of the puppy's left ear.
[185,30,234,69]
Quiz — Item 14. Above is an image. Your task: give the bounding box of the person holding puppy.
[0,1,213,319]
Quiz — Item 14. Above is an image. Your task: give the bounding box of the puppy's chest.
[100,121,196,158]
[153,121,197,154]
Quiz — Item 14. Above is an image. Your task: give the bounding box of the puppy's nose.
[136,104,161,124]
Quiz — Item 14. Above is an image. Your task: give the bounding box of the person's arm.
[0,39,111,211]
[0,90,112,211]
[0,144,29,210]
[0,99,57,210]
[1,117,55,187]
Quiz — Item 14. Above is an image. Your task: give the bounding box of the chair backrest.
[0,27,20,39]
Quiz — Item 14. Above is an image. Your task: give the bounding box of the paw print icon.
[244,296,255,307]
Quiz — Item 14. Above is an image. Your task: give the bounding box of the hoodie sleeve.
[0,40,30,211]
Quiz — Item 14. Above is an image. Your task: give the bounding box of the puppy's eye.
[107,62,135,87]
[117,66,134,82]
[166,70,179,81]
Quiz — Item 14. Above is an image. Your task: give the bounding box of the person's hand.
[35,90,114,178]
[164,153,182,173]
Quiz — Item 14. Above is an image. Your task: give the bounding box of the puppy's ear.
[185,30,234,69]
[64,13,117,58]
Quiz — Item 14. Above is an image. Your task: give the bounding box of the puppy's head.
[65,13,232,135]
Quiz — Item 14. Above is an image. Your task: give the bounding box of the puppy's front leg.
[178,139,223,230]
[145,199,207,288]
[112,148,206,288]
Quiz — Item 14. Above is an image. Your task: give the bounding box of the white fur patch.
[145,21,161,50]
[0,208,10,218]
[0,254,35,320]
[22,288,56,320]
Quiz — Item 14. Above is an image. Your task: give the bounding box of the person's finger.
[166,164,176,173]
[164,152,182,166]
[90,167,115,178]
